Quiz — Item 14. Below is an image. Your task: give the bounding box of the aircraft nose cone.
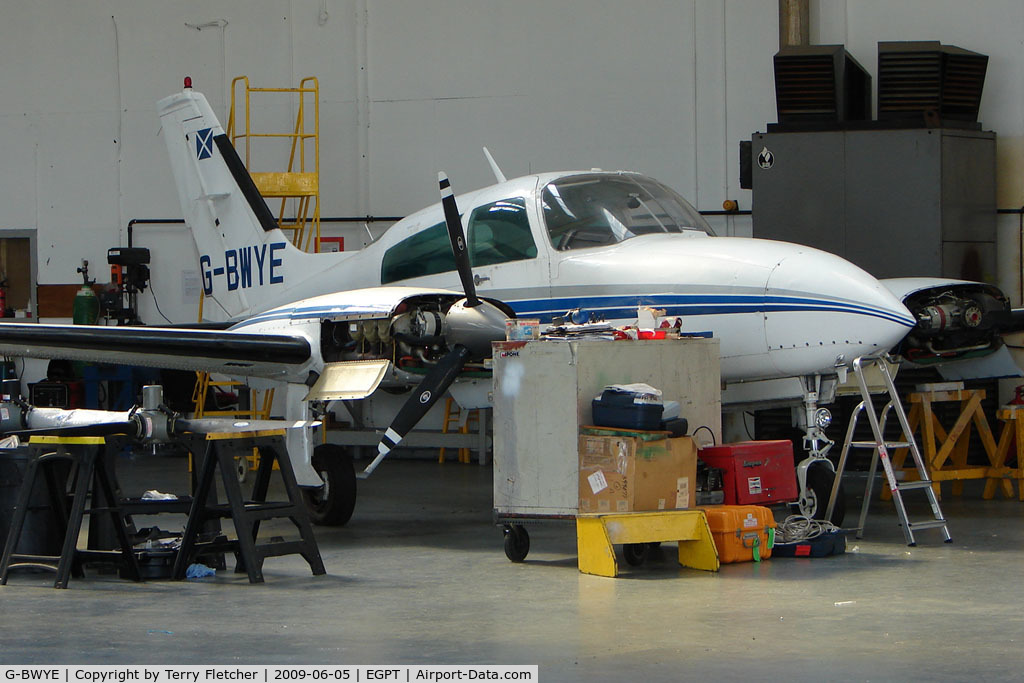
[764,248,915,376]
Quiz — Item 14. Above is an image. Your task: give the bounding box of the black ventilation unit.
[773,45,871,125]
[877,41,988,123]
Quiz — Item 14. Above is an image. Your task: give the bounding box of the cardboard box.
[578,434,697,513]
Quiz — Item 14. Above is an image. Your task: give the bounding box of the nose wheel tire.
[799,465,846,526]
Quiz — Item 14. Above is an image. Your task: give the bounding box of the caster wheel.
[503,525,530,562]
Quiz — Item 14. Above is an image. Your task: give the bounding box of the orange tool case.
[701,505,776,563]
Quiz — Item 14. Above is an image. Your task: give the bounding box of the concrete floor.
[2,449,1024,681]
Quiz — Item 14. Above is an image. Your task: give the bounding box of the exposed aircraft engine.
[893,282,1019,363]
[317,294,513,371]
[392,307,444,343]
[916,299,983,333]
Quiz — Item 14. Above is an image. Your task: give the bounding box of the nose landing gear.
[793,374,846,525]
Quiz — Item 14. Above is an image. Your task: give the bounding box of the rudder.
[157,82,318,320]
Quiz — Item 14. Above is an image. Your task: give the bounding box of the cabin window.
[381,220,456,283]
[381,197,538,284]
[541,174,714,250]
[468,197,537,266]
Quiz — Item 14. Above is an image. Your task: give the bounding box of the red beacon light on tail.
[184,76,192,89]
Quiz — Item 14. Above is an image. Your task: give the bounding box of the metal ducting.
[773,45,871,125]
[877,41,988,123]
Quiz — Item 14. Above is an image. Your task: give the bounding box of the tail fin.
[158,81,332,320]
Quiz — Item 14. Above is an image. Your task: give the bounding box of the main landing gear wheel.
[503,525,530,562]
[800,465,846,526]
[302,444,357,526]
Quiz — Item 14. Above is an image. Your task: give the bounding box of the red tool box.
[698,440,798,505]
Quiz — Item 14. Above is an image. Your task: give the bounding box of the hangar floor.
[1,451,1023,681]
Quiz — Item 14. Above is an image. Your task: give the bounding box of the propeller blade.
[438,172,480,307]
[11,421,141,439]
[174,418,320,435]
[359,344,471,478]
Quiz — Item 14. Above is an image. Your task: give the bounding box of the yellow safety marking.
[28,436,107,445]
[204,429,287,441]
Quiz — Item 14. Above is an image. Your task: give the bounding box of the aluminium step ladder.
[825,355,952,546]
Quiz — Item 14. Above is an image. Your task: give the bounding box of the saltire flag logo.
[196,128,214,160]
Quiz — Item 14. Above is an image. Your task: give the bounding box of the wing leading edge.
[0,322,311,378]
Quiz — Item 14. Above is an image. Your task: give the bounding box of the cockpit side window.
[468,197,537,266]
[380,197,538,284]
[380,220,456,283]
[541,174,714,251]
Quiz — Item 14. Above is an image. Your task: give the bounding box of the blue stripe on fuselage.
[228,292,915,331]
[506,293,915,327]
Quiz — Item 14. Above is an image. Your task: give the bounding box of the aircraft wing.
[0,322,311,378]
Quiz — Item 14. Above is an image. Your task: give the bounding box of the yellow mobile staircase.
[228,75,322,252]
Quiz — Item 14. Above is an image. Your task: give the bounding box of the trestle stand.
[171,430,325,583]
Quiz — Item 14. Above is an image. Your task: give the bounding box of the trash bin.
[0,447,69,556]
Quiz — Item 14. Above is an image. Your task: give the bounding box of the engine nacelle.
[891,282,1011,362]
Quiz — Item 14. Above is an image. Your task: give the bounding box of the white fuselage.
[287,171,916,384]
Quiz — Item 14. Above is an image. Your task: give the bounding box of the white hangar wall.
[814,0,1024,304]
[1,2,1024,325]
[0,1,777,324]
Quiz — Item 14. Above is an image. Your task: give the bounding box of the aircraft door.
[465,196,548,310]
[378,192,549,310]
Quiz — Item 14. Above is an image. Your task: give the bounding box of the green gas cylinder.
[73,259,100,325]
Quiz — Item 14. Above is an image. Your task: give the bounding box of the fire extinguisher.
[0,277,8,318]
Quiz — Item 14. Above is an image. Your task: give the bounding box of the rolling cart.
[490,338,722,575]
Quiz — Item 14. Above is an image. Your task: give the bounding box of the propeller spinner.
[359,173,512,478]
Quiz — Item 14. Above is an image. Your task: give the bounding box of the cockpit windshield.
[541,173,714,250]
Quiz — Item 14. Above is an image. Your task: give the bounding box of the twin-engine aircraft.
[0,81,1013,525]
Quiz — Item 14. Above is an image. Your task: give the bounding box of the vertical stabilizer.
[157,82,331,320]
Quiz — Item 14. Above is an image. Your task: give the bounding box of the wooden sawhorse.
[982,405,1024,500]
[886,385,997,499]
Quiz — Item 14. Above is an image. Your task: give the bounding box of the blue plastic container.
[591,389,663,430]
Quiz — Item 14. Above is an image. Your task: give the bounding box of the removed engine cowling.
[883,279,1017,363]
